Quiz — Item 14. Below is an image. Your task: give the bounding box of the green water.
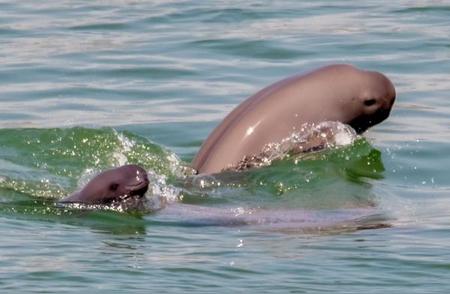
[1,1,450,293]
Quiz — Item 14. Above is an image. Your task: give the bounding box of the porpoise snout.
[351,71,396,133]
[376,73,396,124]
[371,71,396,112]
[126,165,149,197]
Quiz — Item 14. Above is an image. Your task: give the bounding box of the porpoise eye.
[364,98,377,107]
[109,183,119,191]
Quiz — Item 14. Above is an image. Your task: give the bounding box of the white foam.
[113,129,135,166]
[146,170,182,209]
[236,121,358,170]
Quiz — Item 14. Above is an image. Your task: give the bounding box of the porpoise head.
[60,164,149,205]
[345,67,396,133]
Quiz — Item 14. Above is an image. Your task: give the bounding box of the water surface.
[1,1,450,293]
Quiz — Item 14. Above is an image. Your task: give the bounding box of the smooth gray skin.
[154,203,390,231]
[60,164,149,205]
[192,64,396,174]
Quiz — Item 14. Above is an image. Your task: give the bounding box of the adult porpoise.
[192,64,396,174]
[59,164,149,205]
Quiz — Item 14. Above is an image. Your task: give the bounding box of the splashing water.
[54,123,362,215]
[0,1,448,291]
[0,123,384,231]
[233,121,358,171]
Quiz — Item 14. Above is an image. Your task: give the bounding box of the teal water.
[1,1,450,292]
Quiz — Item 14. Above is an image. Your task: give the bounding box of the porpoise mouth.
[349,108,391,134]
[120,180,149,201]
